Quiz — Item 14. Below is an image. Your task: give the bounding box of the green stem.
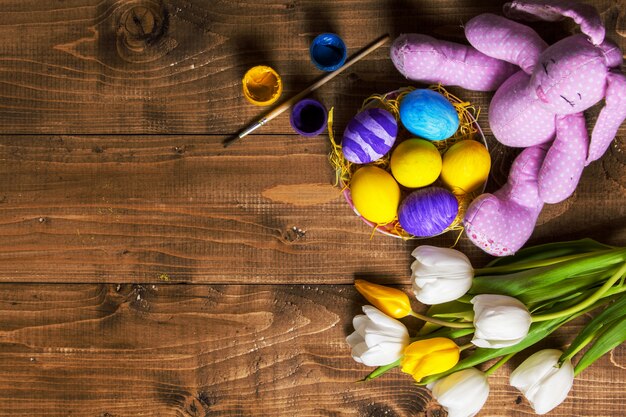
[560,332,596,363]
[474,249,616,275]
[484,352,516,376]
[409,310,474,329]
[459,343,473,352]
[602,283,626,298]
[532,262,626,323]
[360,358,401,382]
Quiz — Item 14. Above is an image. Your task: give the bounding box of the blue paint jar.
[310,33,347,72]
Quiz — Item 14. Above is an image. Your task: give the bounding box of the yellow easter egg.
[390,139,442,188]
[441,140,491,193]
[350,166,400,224]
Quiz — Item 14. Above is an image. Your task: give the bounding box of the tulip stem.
[360,359,401,382]
[474,249,617,275]
[409,311,474,329]
[560,333,596,363]
[531,262,626,323]
[459,343,473,352]
[484,352,516,376]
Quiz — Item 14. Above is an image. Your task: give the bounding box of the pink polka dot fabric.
[390,34,517,92]
[389,0,626,256]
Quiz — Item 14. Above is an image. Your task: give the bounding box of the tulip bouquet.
[347,239,626,416]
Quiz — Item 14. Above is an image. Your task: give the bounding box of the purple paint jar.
[289,98,328,137]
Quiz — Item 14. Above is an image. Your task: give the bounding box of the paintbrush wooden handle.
[224,33,390,148]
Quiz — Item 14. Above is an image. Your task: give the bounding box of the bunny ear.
[504,0,605,45]
[587,71,626,165]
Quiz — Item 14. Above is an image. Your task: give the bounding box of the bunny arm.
[465,13,548,74]
[390,34,517,91]
[587,71,626,165]
[503,0,605,45]
[538,113,588,204]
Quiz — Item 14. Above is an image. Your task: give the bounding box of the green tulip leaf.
[562,296,626,361]
[574,314,626,376]
[485,238,612,268]
[471,250,625,306]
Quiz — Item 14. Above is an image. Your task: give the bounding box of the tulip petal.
[364,329,408,347]
[362,305,409,333]
[471,295,531,348]
[358,343,402,367]
[353,314,368,336]
[510,349,574,415]
[347,305,410,367]
[429,368,489,417]
[350,341,369,363]
[401,338,460,382]
[413,277,473,305]
[346,330,364,349]
[411,246,473,305]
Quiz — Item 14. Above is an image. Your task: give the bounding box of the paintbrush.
[223,33,390,148]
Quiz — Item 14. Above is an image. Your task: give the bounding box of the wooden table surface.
[0,1,624,416]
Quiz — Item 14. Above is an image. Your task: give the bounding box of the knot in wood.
[118,4,165,53]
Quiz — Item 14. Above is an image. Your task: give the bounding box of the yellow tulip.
[354,279,413,319]
[400,337,460,382]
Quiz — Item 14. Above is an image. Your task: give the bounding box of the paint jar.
[310,33,347,72]
[242,65,283,106]
[290,98,328,136]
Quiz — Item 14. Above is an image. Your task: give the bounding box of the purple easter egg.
[342,108,398,164]
[398,187,459,237]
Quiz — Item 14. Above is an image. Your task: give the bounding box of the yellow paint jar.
[242,65,283,106]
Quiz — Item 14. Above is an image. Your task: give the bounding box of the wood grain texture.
[0,0,624,416]
[0,134,623,284]
[0,283,624,417]
[0,0,587,135]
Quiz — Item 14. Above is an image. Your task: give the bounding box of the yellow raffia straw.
[327,85,484,241]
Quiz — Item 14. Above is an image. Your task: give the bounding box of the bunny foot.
[463,145,547,256]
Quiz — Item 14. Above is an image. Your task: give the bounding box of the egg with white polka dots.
[342,108,398,164]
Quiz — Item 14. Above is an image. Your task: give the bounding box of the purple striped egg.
[342,108,398,164]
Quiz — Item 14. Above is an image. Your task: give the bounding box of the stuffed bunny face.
[531,35,608,114]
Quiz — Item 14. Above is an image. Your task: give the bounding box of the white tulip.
[471,294,531,348]
[427,368,490,417]
[346,305,410,366]
[411,245,474,305]
[510,349,574,415]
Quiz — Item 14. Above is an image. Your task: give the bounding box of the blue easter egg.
[398,187,458,237]
[342,108,398,164]
[399,89,459,141]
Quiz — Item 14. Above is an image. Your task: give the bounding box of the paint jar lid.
[242,65,283,106]
[290,98,328,136]
[310,33,347,72]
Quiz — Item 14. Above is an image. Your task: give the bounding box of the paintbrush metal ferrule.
[223,118,268,148]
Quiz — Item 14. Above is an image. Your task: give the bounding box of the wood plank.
[0,134,623,284]
[0,283,623,416]
[1,0,620,135]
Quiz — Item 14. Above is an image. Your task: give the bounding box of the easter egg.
[399,89,459,141]
[390,139,442,188]
[441,140,491,193]
[350,166,400,224]
[398,187,459,237]
[342,108,398,164]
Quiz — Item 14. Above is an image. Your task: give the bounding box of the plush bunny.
[390,0,626,256]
